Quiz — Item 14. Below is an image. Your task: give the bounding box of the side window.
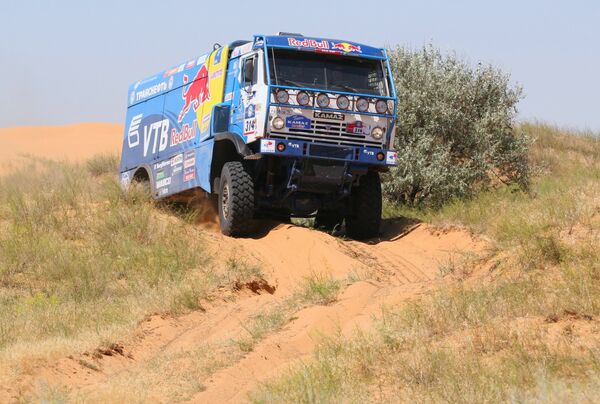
[243,56,257,87]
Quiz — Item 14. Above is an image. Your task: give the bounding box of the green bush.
[384,45,530,207]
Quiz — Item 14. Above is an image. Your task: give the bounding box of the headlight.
[296,91,310,106]
[316,93,330,108]
[275,90,289,104]
[371,127,384,140]
[375,100,388,114]
[272,116,285,130]
[336,95,350,110]
[356,97,369,112]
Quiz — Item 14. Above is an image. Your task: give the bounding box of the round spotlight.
[336,95,350,110]
[371,127,384,140]
[375,100,388,114]
[356,97,369,112]
[272,116,285,130]
[275,90,289,104]
[277,142,286,152]
[376,152,385,161]
[296,91,310,106]
[316,93,330,108]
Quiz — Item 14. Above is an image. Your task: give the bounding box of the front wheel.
[218,161,255,236]
[345,171,382,240]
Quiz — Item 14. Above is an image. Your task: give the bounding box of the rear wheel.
[345,171,382,240]
[218,161,255,236]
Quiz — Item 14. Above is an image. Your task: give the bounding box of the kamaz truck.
[119,33,398,239]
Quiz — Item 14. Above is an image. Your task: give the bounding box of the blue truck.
[119,33,398,239]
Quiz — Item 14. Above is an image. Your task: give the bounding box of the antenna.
[278,32,303,37]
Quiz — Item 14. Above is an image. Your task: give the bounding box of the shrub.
[384,45,530,207]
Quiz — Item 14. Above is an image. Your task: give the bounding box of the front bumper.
[259,138,397,166]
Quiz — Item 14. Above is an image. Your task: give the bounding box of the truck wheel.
[314,210,343,231]
[345,171,382,240]
[218,161,254,236]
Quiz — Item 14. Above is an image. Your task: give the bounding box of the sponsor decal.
[386,151,398,165]
[210,68,223,80]
[173,165,183,174]
[314,111,345,121]
[156,170,166,180]
[245,104,255,119]
[183,167,196,182]
[153,160,170,170]
[184,151,196,169]
[254,38,264,48]
[331,42,362,53]
[156,177,171,188]
[288,38,329,50]
[164,64,185,78]
[186,59,196,69]
[120,172,130,187]
[346,121,364,134]
[171,153,183,166]
[260,139,276,153]
[127,114,143,148]
[135,81,167,102]
[285,115,311,129]
[224,92,233,101]
[214,47,224,65]
[128,116,170,157]
[179,64,210,122]
[158,188,169,196]
[362,149,375,156]
[170,121,197,146]
[167,76,174,90]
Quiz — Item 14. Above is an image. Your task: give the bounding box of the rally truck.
[119,33,398,239]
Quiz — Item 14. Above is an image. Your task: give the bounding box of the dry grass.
[250,123,600,403]
[0,157,265,393]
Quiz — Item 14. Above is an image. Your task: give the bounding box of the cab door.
[232,51,267,143]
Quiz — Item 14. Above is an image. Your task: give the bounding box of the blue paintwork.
[119,34,398,201]
[263,35,385,59]
[260,138,397,166]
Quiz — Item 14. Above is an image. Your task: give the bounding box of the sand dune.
[0,123,123,169]
[0,123,487,402]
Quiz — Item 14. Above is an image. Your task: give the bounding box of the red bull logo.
[178,64,210,122]
[332,42,362,53]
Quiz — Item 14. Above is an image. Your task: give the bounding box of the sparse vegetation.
[250,124,600,402]
[384,45,530,208]
[0,157,266,390]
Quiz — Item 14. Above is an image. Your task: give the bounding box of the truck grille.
[270,119,384,148]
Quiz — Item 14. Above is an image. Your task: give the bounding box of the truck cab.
[119,34,398,239]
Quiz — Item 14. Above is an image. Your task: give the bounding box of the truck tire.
[218,161,255,236]
[345,171,382,240]
[314,210,343,231]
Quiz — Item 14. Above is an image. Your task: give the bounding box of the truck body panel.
[119,34,399,230]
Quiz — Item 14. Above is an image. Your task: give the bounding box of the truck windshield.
[268,48,389,96]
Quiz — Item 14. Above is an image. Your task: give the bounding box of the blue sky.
[0,0,598,130]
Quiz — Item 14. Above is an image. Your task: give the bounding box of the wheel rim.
[221,181,230,220]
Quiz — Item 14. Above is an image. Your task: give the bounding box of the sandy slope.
[0,124,489,402]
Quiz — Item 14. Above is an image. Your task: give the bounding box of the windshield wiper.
[334,83,361,93]
[278,78,305,88]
